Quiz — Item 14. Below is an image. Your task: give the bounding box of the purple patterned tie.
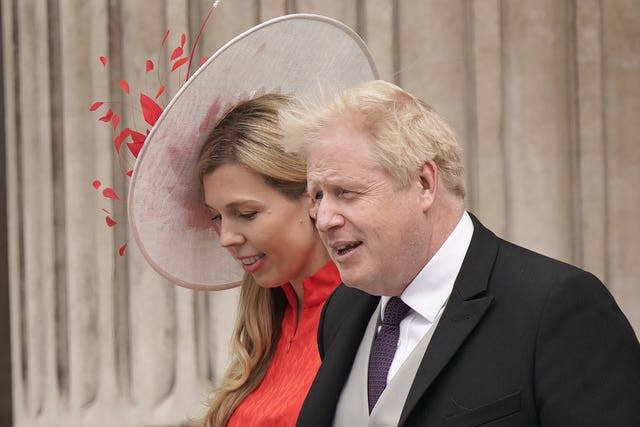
[367,297,411,412]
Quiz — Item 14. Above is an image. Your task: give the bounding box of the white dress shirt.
[379,211,474,382]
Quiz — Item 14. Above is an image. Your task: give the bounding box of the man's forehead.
[306,158,342,185]
[307,153,379,189]
[306,139,346,168]
[307,145,356,175]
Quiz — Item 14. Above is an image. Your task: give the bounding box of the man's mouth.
[336,242,362,256]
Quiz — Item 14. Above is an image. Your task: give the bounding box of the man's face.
[306,120,431,296]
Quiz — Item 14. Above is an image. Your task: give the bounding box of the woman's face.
[203,162,326,288]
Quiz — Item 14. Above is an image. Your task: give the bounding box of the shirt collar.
[381,211,474,322]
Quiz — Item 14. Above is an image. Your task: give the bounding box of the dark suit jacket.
[297,214,640,426]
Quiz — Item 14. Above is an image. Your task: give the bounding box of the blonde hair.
[196,93,305,426]
[282,80,465,197]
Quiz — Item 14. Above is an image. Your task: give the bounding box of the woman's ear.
[418,160,437,211]
[302,191,318,221]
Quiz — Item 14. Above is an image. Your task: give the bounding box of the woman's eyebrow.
[205,199,259,211]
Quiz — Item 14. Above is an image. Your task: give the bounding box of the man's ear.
[418,160,438,211]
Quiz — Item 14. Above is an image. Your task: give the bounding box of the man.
[282,80,640,426]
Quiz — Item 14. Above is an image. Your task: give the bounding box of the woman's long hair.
[196,93,307,427]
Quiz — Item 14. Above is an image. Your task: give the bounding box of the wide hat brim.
[128,14,378,290]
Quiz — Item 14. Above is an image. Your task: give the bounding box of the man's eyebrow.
[308,174,344,185]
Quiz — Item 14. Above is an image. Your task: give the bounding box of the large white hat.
[128,14,378,290]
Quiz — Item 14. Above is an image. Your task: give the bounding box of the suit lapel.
[322,290,378,370]
[300,289,378,426]
[398,214,499,425]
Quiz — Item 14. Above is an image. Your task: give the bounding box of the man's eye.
[313,190,323,201]
[211,214,221,222]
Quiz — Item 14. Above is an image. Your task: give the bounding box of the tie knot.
[381,297,410,327]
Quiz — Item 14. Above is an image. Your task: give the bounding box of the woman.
[197,94,338,426]
[126,14,377,427]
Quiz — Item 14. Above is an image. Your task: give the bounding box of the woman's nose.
[218,222,244,247]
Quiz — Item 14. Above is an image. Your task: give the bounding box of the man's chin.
[340,272,381,295]
[338,269,361,289]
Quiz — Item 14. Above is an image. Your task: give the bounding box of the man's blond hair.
[281,80,465,197]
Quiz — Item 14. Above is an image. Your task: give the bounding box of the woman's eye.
[313,190,323,201]
[238,212,257,220]
[211,214,221,222]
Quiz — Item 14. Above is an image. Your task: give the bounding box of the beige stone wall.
[3,1,638,426]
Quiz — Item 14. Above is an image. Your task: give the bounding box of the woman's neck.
[289,239,330,315]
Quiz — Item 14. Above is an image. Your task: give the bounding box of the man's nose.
[314,198,344,232]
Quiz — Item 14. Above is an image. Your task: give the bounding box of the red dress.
[226,262,340,427]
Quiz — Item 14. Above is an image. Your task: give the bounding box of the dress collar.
[281,261,341,311]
